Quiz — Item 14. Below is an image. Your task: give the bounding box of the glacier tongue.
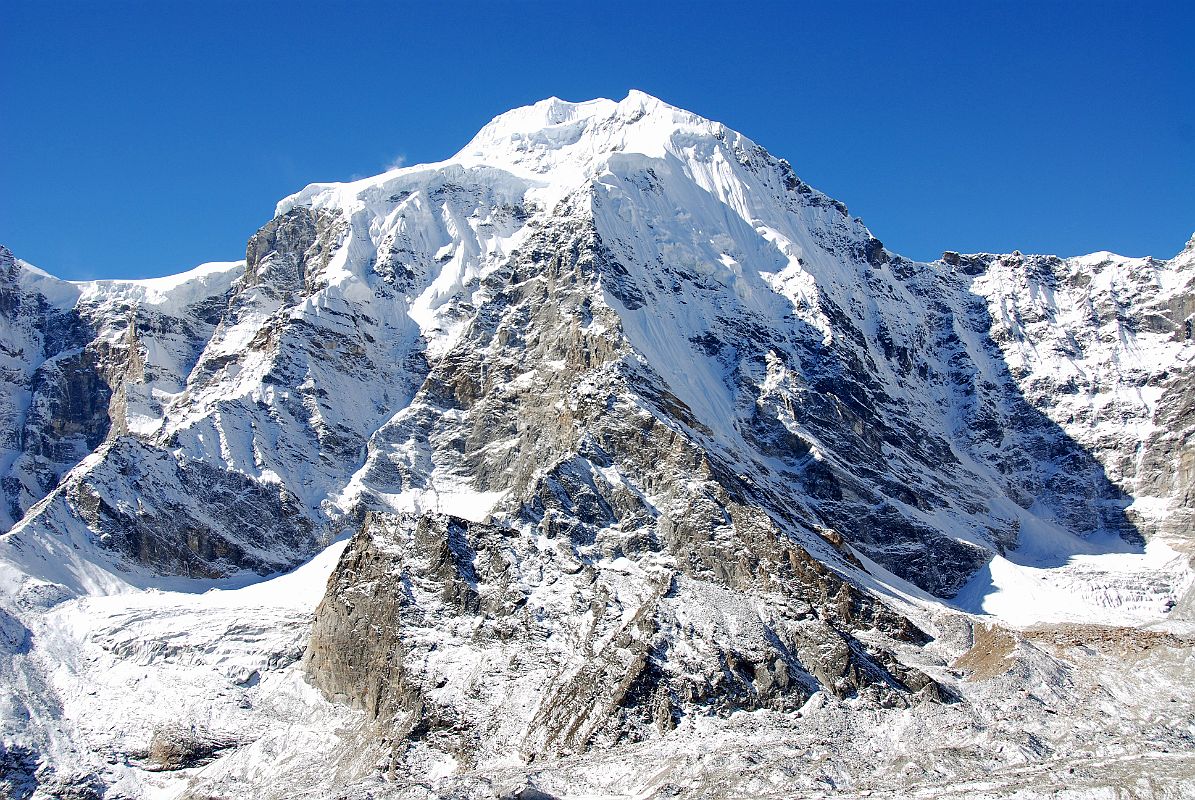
[1,92,1193,798]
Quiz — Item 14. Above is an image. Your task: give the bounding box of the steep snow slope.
[1,92,1192,799]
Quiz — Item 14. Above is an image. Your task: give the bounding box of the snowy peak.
[277,92,757,218]
[464,95,620,140]
[3,95,1195,800]
[454,90,734,168]
[2,95,1191,601]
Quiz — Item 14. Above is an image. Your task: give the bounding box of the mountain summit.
[1,94,1193,799]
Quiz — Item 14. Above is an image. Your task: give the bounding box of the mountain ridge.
[1,92,1193,799]
[2,90,1191,598]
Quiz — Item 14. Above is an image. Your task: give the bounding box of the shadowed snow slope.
[1,93,1193,799]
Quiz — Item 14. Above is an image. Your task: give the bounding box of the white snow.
[72,260,244,311]
[954,539,1194,627]
[0,538,351,799]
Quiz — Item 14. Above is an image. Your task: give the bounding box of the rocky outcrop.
[147,724,239,771]
[305,510,942,767]
[244,207,348,296]
[66,437,317,577]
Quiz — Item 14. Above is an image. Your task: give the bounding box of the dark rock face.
[0,247,101,529]
[27,349,113,454]
[305,510,941,766]
[65,437,317,577]
[245,207,348,296]
[0,741,39,800]
[147,725,238,771]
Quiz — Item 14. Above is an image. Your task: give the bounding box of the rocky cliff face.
[1,92,1192,798]
[6,95,1184,594]
[1,248,106,530]
[304,501,942,769]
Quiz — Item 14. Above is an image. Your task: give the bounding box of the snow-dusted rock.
[1,92,1192,798]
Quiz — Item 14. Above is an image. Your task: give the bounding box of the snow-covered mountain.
[1,91,1193,799]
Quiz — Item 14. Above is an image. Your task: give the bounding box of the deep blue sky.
[2,1,1192,280]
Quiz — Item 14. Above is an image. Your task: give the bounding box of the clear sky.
[2,0,1192,280]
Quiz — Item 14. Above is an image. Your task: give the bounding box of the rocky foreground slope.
[1,92,1193,799]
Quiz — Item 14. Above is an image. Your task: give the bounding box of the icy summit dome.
[453,89,747,176]
[276,90,758,218]
[457,91,716,153]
